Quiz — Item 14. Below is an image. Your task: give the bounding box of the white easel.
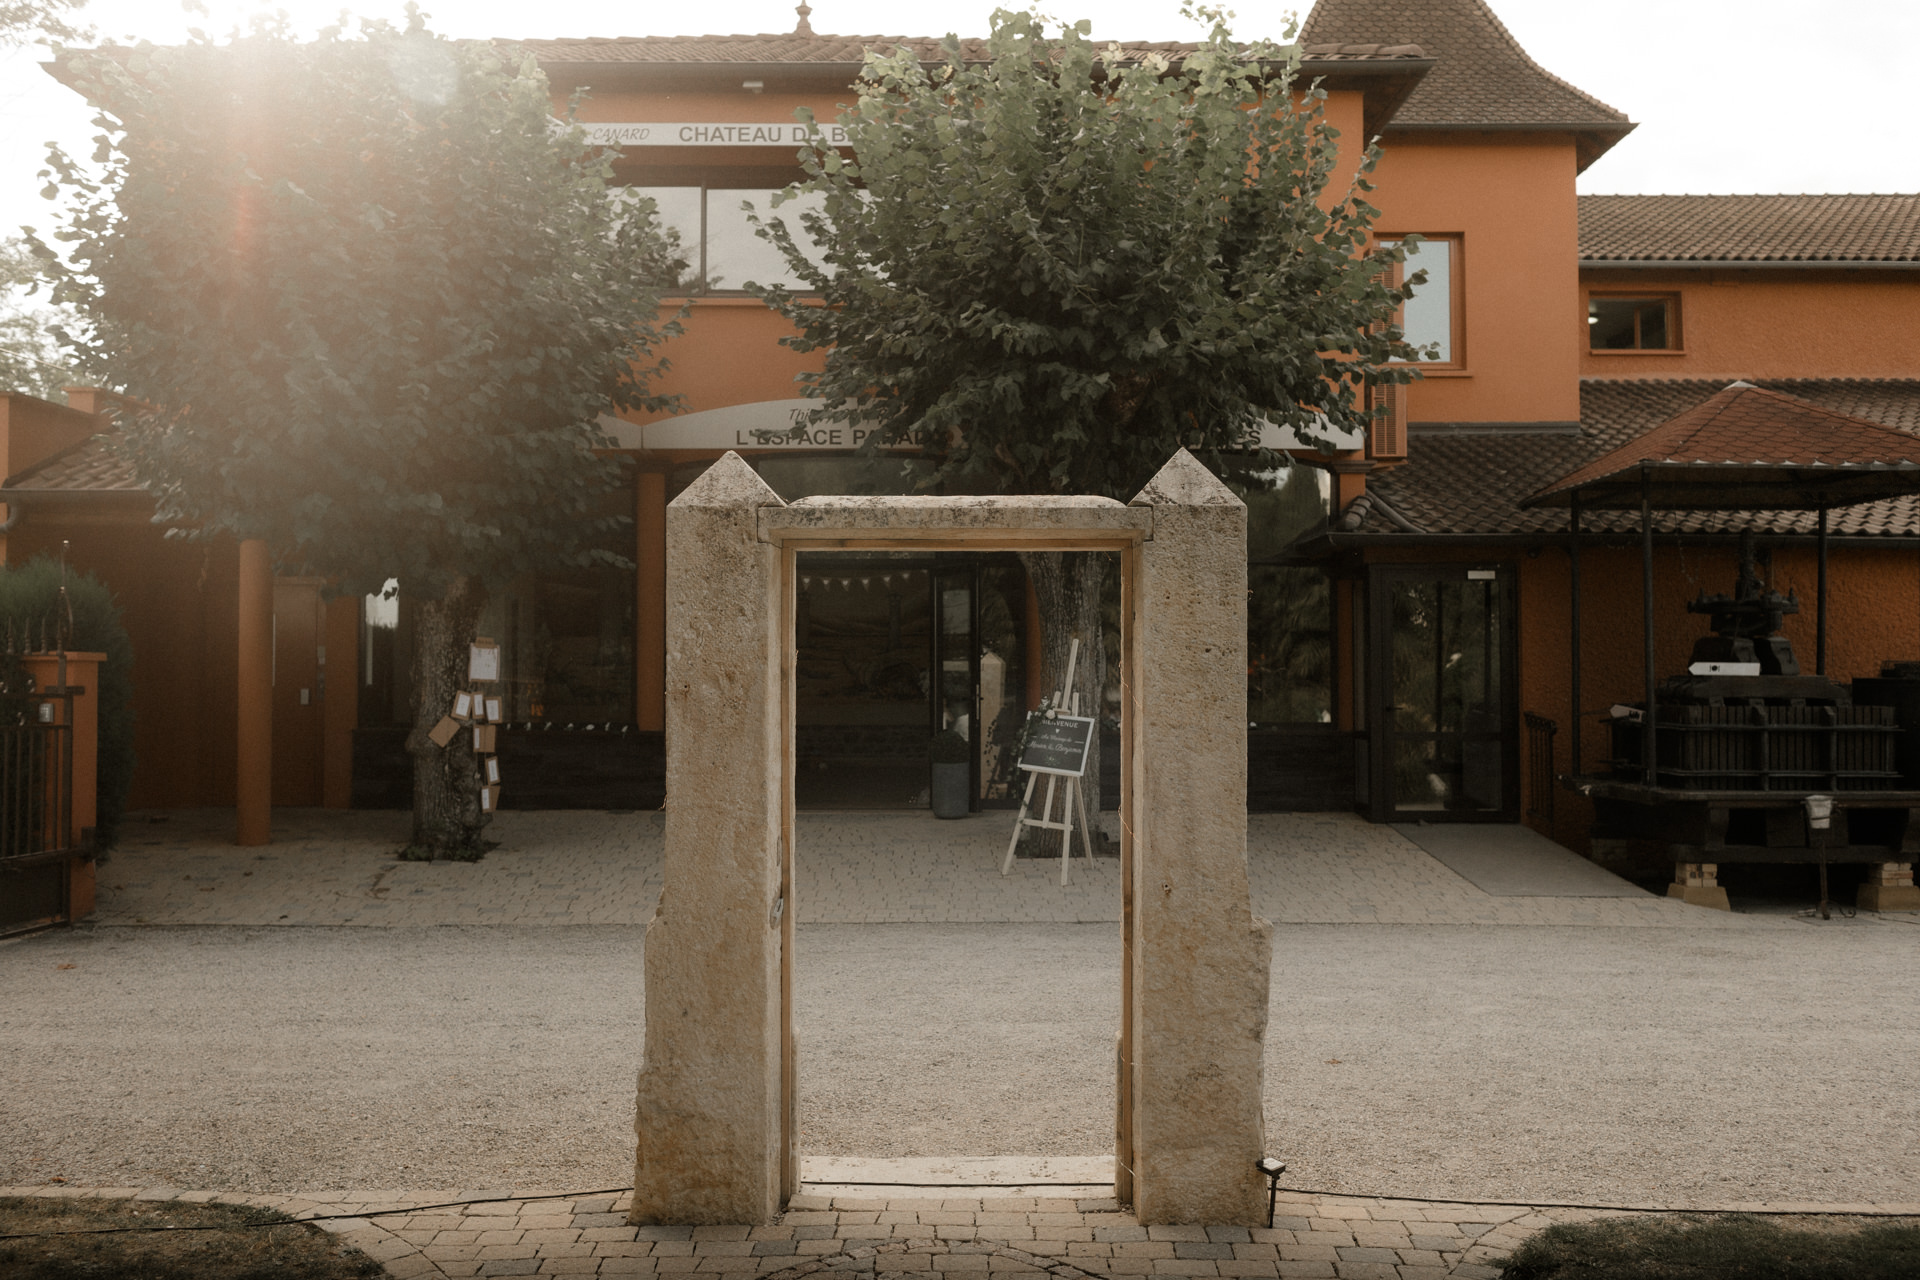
[1001,637,1097,887]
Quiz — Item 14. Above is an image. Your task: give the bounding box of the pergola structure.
[1521,381,1920,910]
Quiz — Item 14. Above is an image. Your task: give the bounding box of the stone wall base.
[1856,883,1920,912]
[1666,882,1732,911]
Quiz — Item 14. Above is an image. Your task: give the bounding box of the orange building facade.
[9,0,1920,883]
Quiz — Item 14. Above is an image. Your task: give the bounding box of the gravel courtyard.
[1,810,1914,1208]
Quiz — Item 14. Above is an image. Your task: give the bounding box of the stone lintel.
[761,494,1149,548]
[1125,449,1271,1226]
[634,452,790,1225]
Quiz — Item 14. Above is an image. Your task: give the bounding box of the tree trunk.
[405,574,490,858]
[1019,550,1110,848]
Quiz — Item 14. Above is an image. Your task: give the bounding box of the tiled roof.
[2,432,141,494]
[1579,194,1920,264]
[1528,382,1920,509]
[1357,380,1920,539]
[515,32,1429,69]
[1299,0,1629,145]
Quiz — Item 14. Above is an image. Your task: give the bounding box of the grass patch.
[1501,1212,1920,1279]
[0,1195,387,1280]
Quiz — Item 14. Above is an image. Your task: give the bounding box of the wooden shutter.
[1367,380,1408,464]
[1364,253,1409,464]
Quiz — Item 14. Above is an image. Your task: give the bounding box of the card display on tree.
[468,638,502,683]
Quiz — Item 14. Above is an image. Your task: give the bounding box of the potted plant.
[930,728,971,819]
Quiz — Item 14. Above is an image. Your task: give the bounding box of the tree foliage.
[751,6,1429,822]
[33,15,681,600]
[0,0,87,47]
[751,6,1429,501]
[32,14,684,853]
[0,237,83,398]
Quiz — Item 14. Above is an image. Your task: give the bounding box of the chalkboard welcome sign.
[1018,713,1095,777]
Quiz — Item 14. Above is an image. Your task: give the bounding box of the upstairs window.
[1589,295,1679,350]
[1381,235,1460,365]
[622,180,830,294]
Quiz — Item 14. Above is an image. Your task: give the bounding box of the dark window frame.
[1587,292,1683,352]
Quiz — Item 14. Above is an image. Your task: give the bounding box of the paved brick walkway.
[23,1183,1909,1280]
[94,808,1777,930]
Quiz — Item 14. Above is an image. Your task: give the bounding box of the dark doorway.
[794,554,935,808]
[1367,563,1519,821]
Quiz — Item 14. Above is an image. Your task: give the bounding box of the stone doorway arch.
[632,450,1272,1226]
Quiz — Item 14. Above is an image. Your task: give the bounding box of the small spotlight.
[1255,1156,1288,1228]
[743,79,765,93]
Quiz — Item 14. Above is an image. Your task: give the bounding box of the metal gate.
[0,656,75,937]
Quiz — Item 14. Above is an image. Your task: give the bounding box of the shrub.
[931,729,971,764]
[0,556,134,851]
[1501,1212,1920,1280]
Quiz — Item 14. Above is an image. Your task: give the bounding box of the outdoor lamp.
[1255,1157,1287,1228]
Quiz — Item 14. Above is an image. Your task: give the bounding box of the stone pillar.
[235,539,273,847]
[1857,861,1920,912]
[1124,450,1272,1225]
[1667,860,1730,911]
[632,453,791,1225]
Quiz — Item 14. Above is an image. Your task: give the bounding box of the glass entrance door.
[932,567,979,807]
[1369,565,1518,820]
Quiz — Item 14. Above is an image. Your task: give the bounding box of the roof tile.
[1580,194,1920,263]
[1299,0,1628,130]
[513,32,1428,69]
[1362,379,1920,539]
[3,432,140,493]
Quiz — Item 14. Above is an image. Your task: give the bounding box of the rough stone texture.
[762,495,1151,549]
[1124,452,1271,1225]
[633,453,792,1225]
[637,453,1267,1226]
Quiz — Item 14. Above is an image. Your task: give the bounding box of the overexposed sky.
[3,0,1916,244]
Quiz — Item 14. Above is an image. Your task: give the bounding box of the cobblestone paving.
[22,1185,1916,1280]
[93,808,1782,929]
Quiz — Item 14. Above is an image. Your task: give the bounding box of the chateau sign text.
[583,122,852,148]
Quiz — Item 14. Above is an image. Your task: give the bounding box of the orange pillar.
[236,539,272,845]
[321,594,359,808]
[636,471,668,733]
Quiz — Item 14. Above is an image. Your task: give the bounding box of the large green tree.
[34,15,682,855]
[752,6,1426,816]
